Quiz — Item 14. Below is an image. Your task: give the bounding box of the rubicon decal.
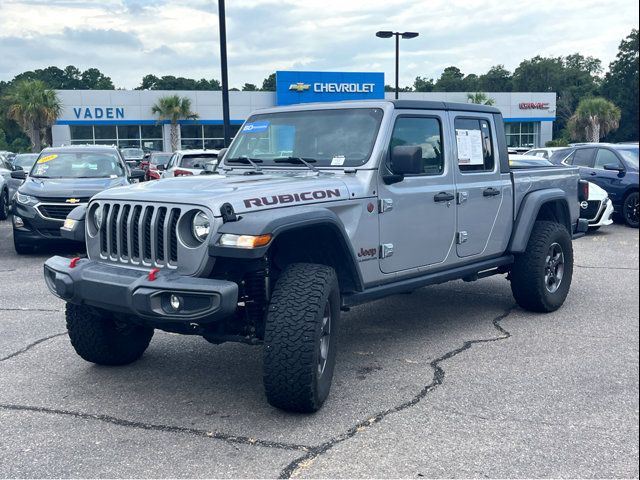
[243,189,341,208]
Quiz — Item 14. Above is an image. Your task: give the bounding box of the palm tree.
[151,95,199,151]
[5,80,61,152]
[568,97,621,142]
[467,92,495,106]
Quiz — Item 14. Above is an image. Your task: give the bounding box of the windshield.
[13,154,39,168]
[121,148,144,159]
[180,154,218,169]
[30,152,125,178]
[617,147,639,169]
[149,153,172,165]
[225,108,384,168]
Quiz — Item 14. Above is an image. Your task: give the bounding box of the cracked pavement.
[0,220,638,478]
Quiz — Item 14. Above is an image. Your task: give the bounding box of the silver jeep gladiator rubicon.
[44,100,589,413]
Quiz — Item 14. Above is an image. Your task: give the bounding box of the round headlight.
[192,211,210,242]
[93,206,104,230]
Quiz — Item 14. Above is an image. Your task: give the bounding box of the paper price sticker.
[331,155,346,166]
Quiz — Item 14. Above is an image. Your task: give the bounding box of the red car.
[142,152,174,181]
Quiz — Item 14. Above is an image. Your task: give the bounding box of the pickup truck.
[44,100,589,413]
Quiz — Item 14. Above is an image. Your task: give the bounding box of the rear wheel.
[0,189,8,220]
[66,303,154,366]
[623,192,639,228]
[263,263,340,413]
[510,221,574,313]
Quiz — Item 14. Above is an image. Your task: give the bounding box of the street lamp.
[376,31,419,100]
[218,0,231,147]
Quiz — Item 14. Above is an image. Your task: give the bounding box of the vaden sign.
[73,107,125,120]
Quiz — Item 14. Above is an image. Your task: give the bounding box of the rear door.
[378,111,457,274]
[452,115,513,258]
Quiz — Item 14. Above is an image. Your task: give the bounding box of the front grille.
[37,196,91,204]
[37,204,81,220]
[98,202,183,268]
[580,200,602,221]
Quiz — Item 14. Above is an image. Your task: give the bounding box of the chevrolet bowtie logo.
[289,83,311,92]
[66,198,81,204]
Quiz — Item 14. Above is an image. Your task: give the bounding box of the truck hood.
[93,172,352,215]
[19,176,129,199]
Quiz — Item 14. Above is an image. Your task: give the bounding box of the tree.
[601,29,639,142]
[467,92,495,105]
[151,95,198,151]
[137,75,221,91]
[242,83,258,91]
[81,68,115,89]
[261,73,276,91]
[413,76,434,92]
[568,97,621,142]
[478,65,512,92]
[11,65,115,90]
[434,66,465,91]
[4,80,61,152]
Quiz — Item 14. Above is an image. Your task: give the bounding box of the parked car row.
[522,143,639,228]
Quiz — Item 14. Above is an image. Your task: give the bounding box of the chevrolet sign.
[277,71,384,106]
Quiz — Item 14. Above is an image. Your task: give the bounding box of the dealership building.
[52,71,556,151]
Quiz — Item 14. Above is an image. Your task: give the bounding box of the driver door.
[378,112,457,274]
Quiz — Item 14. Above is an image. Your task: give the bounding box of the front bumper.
[13,203,69,242]
[44,256,239,323]
[590,199,615,227]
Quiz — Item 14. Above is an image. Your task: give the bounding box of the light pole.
[218,0,231,147]
[375,31,419,100]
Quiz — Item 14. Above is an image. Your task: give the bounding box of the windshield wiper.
[227,156,263,173]
[273,157,319,173]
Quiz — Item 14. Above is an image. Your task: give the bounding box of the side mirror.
[384,146,423,185]
[129,169,146,182]
[11,170,27,180]
[603,163,625,173]
[217,148,228,161]
[156,164,166,171]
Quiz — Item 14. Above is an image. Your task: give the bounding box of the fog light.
[13,216,24,228]
[169,294,182,312]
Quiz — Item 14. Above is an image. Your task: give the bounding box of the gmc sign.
[519,102,550,110]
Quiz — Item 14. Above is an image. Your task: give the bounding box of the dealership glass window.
[69,125,163,151]
[505,122,540,148]
[181,124,241,150]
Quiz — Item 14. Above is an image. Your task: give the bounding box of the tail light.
[578,180,589,202]
[175,169,194,177]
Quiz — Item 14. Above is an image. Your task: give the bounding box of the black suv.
[11,145,144,253]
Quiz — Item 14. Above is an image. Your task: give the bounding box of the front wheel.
[510,221,574,313]
[263,263,340,413]
[623,192,639,228]
[66,303,154,366]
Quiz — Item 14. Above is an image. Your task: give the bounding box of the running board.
[343,255,514,307]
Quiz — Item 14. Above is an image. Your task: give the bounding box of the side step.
[343,255,514,308]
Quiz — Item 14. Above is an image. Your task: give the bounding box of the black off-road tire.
[263,263,340,413]
[0,188,8,220]
[622,191,639,228]
[66,303,154,366]
[510,221,574,313]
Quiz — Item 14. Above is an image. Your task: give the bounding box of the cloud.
[0,0,637,89]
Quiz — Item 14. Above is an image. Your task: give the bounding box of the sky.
[0,0,638,89]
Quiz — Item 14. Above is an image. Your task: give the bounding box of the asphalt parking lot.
[0,218,638,478]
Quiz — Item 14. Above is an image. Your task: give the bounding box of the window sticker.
[331,155,346,166]
[242,121,270,133]
[37,154,58,164]
[33,164,49,176]
[456,129,484,165]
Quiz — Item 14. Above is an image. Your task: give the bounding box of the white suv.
[161,149,220,178]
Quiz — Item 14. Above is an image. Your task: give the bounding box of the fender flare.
[60,205,87,242]
[509,189,571,253]
[209,207,364,291]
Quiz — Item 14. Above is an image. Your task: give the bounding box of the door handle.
[483,187,501,197]
[434,192,455,203]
